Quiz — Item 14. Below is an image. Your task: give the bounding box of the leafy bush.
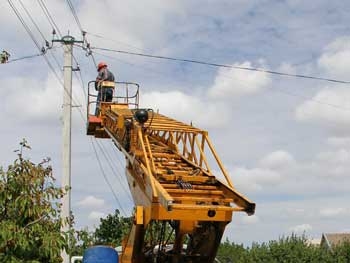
[0,140,68,262]
[217,234,349,263]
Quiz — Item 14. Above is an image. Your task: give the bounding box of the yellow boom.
[87,81,255,263]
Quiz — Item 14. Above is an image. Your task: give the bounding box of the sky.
[1,0,350,246]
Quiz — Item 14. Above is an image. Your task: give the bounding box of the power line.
[18,0,48,43]
[8,0,43,52]
[96,141,133,203]
[8,1,86,121]
[87,46,350,112]
[65,0,91,73]
[81,45,350,113]
[19,0,64,76]
[8,0,66,86]
[6,53,43,63]
[37,0,62,38]
[76,63,87,100]
[269,86,350,111]
[37,0,86,91]
[90,138,128,216]
[91,46,350,85]
[65,0,83,33]
[86,31,144,52]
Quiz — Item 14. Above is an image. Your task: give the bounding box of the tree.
[0,140,68,262]
[68,227,96,258]
[216,235,346,263]
[94,209,132,246]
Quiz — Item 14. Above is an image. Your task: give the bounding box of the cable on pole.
[65,0,83,33]
[8,0,43,51]
[6,53,43,63]
[90,138,128,216]
[97,142,133,203]
[7,0,65,84]
[37,0,62,38]
[18,0,48,43]
[91,46,350,85]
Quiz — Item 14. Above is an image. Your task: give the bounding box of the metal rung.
[161,175,215,183]
[173,196,234,203]
[166,189,223,195]
[170,204,245,212]
[161,184,218,190]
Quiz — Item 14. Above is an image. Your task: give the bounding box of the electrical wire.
[37,0,86,98]
[8,0,43,52]
[9,0,88,130]
[9,0,131,218]
[37,0,62,38]
[96,141,133,203]
[8,1,85,121]
[91,46,350,85]
[48,48,63,71]
[34,1,88,120]
[86,31,144,52]
[66,0,83,33]
[6,53,43,63]
[7,0,62,84]
[19,0,65,78]
[90,52,98,68]
[18,0,47,43]
[65,0,91,73]
[75,63,87,100]
[90,137,128,216]
[86,46,350,113]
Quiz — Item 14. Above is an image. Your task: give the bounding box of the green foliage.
[94,209,132,246]
[332,241,350,262]
[217,235,350,263]
[68,227,96,257]
[0,140,68,262]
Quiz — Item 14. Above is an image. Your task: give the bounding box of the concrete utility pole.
[53,35,83,263]
[62,35,73,263]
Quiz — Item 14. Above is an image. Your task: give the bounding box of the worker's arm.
[95,69,107,90]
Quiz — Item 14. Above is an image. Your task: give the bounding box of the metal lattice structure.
[87,82,255,263]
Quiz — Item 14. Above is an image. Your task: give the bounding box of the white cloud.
[3,74,61,122]
[233,167,281,192]
[295,36,350,132]
[319,208,347,218]
[293,148,350,183]
[295,87,350,129]
[276,148,350,194]
[1,73,87,124]
[327,137,350,148]
[241,215,259,225]
[315,149,350,168]
[277,62,297,75]
[88,211,106,221]
[289,224,312,234]
[259,150,295,170]
[77,195,105,208]
[208,61,271,99]
[78,0,185,51]
[318,36,350,79]
[141,90,230,128]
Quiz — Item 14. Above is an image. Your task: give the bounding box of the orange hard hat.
[97,62,107,71]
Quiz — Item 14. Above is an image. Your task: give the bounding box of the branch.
[24,215,46,228]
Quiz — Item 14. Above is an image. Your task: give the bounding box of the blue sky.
[1,0,350,246]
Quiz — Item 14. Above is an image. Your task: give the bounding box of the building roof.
[321,233,350,251]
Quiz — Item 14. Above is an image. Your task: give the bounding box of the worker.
[95,61,115,115]
[0,50,10,64]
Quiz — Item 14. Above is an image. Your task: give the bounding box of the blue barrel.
[82,245,119,263]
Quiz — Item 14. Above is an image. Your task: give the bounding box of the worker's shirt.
[96,68,115,82]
